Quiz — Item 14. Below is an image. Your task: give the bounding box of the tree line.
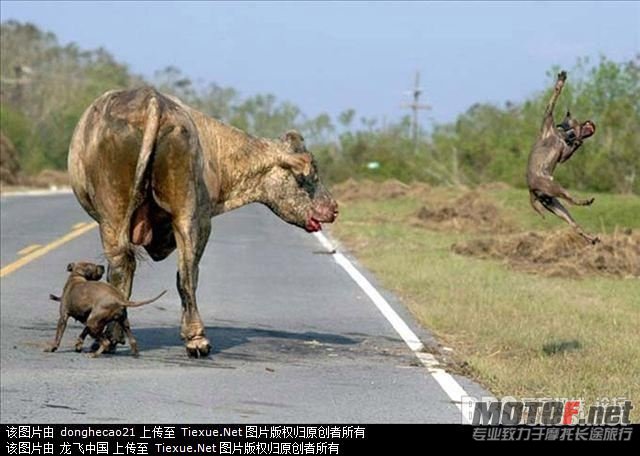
[1,21,638,193]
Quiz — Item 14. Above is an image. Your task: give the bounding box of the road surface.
[1,192,487,423]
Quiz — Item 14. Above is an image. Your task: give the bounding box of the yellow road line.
[72,222,89,230]
[0,222,98,278]
[17,244,42,256]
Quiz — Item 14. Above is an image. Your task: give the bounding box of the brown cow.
[68,87,338,357]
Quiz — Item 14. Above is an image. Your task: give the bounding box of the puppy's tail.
[124,290,167,308]
[49,294,61,302]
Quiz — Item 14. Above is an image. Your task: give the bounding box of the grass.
[328,184,640,422]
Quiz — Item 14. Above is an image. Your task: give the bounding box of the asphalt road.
[1,192,486,423]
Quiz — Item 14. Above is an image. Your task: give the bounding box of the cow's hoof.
[185,336,211,358]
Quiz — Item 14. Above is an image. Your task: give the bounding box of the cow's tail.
[123,290,167,308]
[118,92,161,253]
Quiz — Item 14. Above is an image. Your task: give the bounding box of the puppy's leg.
[539,195,600,244]
[535,177,594,206]
[86,316,108,357]
[529,190,546,218]
[74,327,90,353]
[44,313,68,352]
[90,337,110,358]
[121,317,139,357]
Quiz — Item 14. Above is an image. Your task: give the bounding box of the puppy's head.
[66,262,105,281]
[557,111,596,145]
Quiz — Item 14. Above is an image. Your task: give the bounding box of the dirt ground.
[332,178,515,233]
[331,178,430,201]
[331,179,640,279]
[453,229,640,279]
[413,190,516,233]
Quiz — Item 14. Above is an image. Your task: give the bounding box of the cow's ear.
[281,130,306,153]
[279,152,312,177]
[66,263,74,272]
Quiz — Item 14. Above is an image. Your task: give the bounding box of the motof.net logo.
[461,396,633,425]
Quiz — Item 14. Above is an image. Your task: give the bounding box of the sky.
[1,1,639,128]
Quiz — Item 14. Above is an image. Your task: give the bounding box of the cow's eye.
[296,173,316,197]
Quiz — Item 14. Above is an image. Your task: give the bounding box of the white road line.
[314,231,472,424]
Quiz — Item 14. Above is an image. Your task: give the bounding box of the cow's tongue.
[305,217,322,232]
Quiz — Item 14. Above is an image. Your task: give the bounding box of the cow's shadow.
[133,325,359,359]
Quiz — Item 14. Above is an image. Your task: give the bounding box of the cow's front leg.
[174,217,212,358]
[100,224,137,351]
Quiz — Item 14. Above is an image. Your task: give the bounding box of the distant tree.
[1,21,137,172]
[153,65,197,103]
[338,109,356,129]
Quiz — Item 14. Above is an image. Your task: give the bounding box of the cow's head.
[262,130,338,232]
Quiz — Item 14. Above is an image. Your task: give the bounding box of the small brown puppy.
[46,262,165,357]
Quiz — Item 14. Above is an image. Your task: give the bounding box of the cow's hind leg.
[120,317,139,357]
[174,216,212,357]
[99,224,137,351]
[75,327,90,352]
[152,118,213,358]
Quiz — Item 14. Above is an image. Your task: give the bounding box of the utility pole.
[402,70,430,153]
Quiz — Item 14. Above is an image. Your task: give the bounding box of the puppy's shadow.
[134,325,358,357]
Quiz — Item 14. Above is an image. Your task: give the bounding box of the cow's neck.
[190,111,280,215]
[214,166,271,215]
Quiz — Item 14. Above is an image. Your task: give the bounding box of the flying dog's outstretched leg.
[535,191,599,244]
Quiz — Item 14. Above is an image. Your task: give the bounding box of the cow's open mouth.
[305,217,323,233]
[305,204,338,233]
[305,210,338,233]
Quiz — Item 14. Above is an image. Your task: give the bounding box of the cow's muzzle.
[305,200,339,232]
